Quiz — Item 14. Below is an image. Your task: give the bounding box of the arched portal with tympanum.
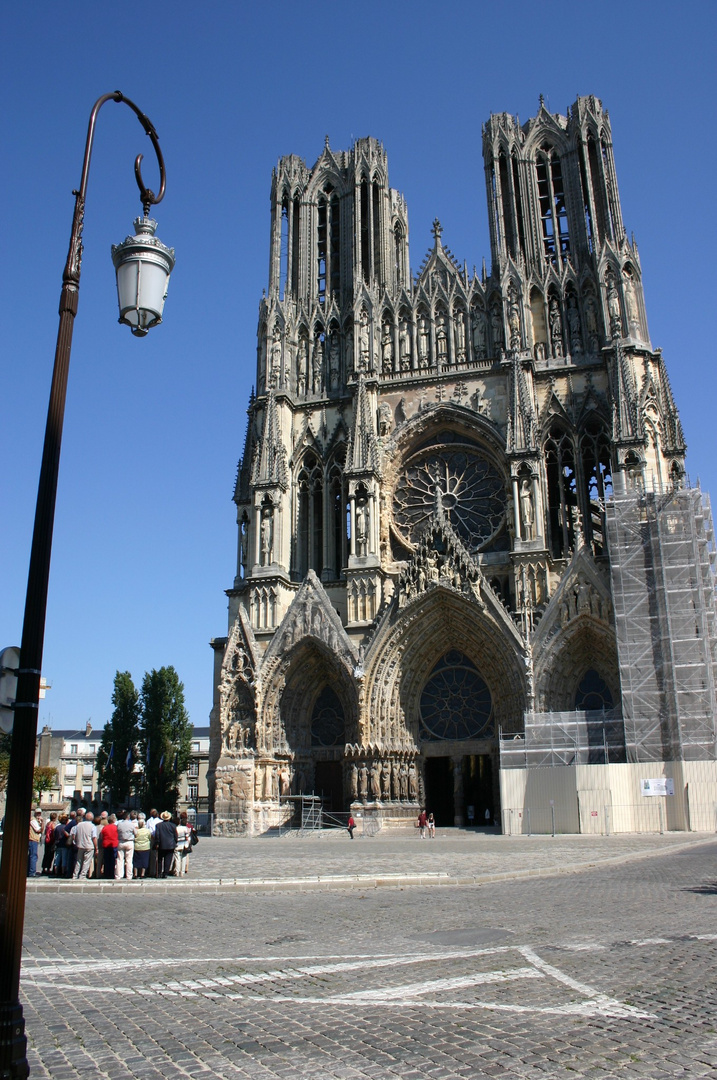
[259,638,359,812]
[364,586,526,825]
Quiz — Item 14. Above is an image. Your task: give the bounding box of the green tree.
[97,671,140,809]
[33,766,58,804]
[0,730,11,799]
[139,666,191,813]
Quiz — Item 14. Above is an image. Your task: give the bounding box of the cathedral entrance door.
[423,757,454,826]
[462,754,495,827]
[314,761,344,814]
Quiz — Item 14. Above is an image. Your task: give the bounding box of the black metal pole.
[0,92,167,1079]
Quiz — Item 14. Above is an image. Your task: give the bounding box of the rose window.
[420,649,493,741]
[393,445,505,551]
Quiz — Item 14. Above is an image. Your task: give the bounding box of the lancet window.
[535,144,570,266]
[328,458,348,580]
[579,421,612,554]
[317,186,340,304]
[296,453,324,578]
[280,194,299,299]
[545,425,578,558]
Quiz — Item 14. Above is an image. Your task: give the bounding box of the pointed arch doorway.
[419,649,498,827]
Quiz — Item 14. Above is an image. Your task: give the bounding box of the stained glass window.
[420,650,493,741]
[575,669,613,711]
[393,445,505,551]
[311,686,346,747]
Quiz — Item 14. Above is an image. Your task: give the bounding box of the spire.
[346,374,380,475]
[251,388,288,489]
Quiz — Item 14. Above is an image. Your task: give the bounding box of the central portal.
[423,757,454,825]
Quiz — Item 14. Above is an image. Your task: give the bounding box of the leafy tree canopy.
[139,666,191,813]
[33,766,57,803]
[96,671,140,809]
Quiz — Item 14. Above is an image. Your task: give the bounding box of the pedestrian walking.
[417,809,428,839]
[427,812,436,838]
[347,814,356,840]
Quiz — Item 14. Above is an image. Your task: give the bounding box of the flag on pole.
[158,753,164,775]
[126,746,134,770]
[107,742,114,763]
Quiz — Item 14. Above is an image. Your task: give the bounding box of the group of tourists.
[28,807,198,880]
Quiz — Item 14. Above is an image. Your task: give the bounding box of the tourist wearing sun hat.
[153,812,178,878]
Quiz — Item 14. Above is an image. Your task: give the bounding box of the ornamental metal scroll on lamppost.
[0,92,174,1080]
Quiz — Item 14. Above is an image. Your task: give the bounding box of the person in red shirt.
[100,813,119,879]
[347,814,356,840]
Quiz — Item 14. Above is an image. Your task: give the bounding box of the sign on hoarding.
[641,778,675,797]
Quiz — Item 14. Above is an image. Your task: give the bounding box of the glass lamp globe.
[111,216,175,337]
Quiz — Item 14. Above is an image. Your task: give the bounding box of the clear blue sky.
[2,2,715,732]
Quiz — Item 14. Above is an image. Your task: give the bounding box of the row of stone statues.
[348,757,420,803]
[259,267,640,394]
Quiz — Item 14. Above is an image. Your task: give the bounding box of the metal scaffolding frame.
[606,487,717,763]
[500,710,626,769]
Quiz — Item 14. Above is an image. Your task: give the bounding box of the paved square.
[19,837,717,1077]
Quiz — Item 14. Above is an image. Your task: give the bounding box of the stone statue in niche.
[606,270,622,337]
[378,401,392,436]
[381,322,393,373]
[350,763,358,800]
[260,504,274,565]
[567,295,582,354]
[549,297,563,357]
[370,761,381,800]
[490,303,504,352]
[455,311,466,361]
[508,285,521,350]
[624,272,639,335]
[279,765,291,797]
[399,761,409,800]
[358,309,370,371]
[381,761,391,800]
[356,502,369,556]
[297,337,308,396]
[239,518,249,575]
[584,295,599,351]
[312,336,324,394]
[399,319,411,371]
[269,326,282,387]
[408,761,418,802]
[417,315,430,367]
[472,308,487,359]
[391,760,400,800]
[519,478,534,540]
[436,314,448,362]
[329,330,340,390]
[358,763,368,801]
[254,765,264,801]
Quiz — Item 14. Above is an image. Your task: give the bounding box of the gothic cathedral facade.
[209,96,717,834]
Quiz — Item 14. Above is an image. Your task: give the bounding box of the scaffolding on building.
[605,487,717,763]
[499,710,626,769]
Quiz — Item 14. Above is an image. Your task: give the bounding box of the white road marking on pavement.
[519,946,654,1019]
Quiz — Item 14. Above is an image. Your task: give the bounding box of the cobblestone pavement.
[25,829,713,893]
[18,834,717,1078]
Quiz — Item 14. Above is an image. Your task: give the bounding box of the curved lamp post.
[0,92,173,1079]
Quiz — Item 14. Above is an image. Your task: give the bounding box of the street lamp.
[0,92,173,1079]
